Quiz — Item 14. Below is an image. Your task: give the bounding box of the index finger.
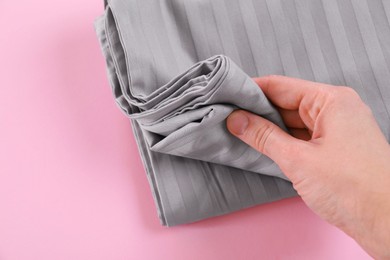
[254,75,330,110]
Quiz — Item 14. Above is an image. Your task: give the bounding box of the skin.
[226,75,390,259]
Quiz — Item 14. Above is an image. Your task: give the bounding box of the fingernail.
[227,111,249,135]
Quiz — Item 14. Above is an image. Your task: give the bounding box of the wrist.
[352,180,390,259]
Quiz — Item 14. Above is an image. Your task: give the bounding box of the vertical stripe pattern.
[95,0,390,226]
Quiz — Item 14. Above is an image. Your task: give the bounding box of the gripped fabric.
[95,0,390,226]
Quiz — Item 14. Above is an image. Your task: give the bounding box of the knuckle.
[336,86,360,99]
[331,86,368,111]
[326,86,360,107]
[253,124,275,153]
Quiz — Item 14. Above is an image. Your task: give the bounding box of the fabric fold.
[128,55,288,180]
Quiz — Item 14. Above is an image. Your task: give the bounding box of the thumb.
[226,110,305,167]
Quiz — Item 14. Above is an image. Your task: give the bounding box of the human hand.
[226,75,390,259]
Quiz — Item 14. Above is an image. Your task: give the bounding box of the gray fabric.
[94,0,390,226]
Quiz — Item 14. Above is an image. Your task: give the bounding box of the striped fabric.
[94,0,390,226]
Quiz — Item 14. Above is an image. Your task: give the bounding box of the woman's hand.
[227,75,390,259]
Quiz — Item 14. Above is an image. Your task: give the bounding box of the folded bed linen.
[95,0,390,226]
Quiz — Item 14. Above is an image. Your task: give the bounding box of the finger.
[253,75,329,110]
[278,108,306,129]
[226,110,307,167]
[288,128,311,141]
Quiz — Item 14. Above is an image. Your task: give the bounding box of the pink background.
[0,1,371,259]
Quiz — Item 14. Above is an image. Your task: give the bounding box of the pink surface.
[0,1,371,259]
